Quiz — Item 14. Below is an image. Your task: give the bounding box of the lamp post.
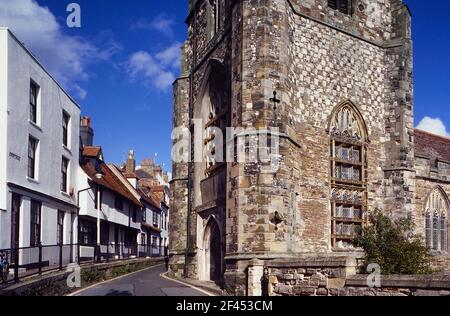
[97,183,101,249]
[93,170,104,263]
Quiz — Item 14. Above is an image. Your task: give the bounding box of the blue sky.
[406,0,450,138]
[0,0,449,172]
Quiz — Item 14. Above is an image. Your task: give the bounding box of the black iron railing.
[0,243,168,286]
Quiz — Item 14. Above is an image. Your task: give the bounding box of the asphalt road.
[74,264,208,296]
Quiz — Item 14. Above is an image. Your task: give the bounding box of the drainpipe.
[184,3,198,279]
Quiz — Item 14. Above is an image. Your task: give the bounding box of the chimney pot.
[81,116,91,127]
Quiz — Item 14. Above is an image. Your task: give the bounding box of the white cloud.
[0,0,121,100]
[156,42,182,68]
[127,50,175,91]
[416,117,450,138]
[130,13,176,38]
[73,85,88,100]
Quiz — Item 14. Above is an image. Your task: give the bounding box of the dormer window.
[327,0,351,15]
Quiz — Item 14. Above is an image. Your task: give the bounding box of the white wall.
[160,204,169,245]
[0,29,9,245]
[141,202,168,248]
[6,30,80,201]
[78,172,141,231]
[0,29,80,249]
[10,189,77,247]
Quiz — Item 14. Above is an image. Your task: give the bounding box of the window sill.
[27,177,40,184]
[61,191,72,198]
[29,120,42,132]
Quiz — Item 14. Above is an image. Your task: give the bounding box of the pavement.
[72,264,210,296]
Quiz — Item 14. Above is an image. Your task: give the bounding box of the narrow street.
[73,265,210,296]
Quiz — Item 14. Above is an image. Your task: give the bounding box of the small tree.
[353,209,432,275]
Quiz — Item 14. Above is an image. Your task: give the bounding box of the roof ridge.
[107,164,142,205]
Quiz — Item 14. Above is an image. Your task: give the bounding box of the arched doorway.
[193,59,229,285]
[202,218,222,283]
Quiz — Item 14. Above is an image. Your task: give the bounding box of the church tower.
[170,0,414,295]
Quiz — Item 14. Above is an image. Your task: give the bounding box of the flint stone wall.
[262,257,450,296]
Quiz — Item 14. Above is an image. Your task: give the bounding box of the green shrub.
[353,209,432,275]
[81,268,106,284]
[111,264,133,278]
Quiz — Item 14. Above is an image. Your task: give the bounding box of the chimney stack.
[80,116,94,147]
[126,150,136,174]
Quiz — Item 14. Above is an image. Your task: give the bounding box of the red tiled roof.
[81,159,141,206]
[152,185,165,192]
[415,129,450,162]
[136,169,152,179]
[151,192,164,205]
[83,146,101,158]
[123,172,137,179]
[137,188,160,209]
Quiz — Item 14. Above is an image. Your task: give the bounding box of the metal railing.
[0,243,168,286]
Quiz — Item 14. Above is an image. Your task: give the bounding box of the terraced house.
[169,0,450,295]
[0,28,80,268]
[0,28,169,279]
[77,121,170,261]
[119,151,170,257]
[77,144,143,261]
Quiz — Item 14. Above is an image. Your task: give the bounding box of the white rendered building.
[0,28,80,268]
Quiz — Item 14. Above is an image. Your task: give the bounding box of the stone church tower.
[170,0,449,295]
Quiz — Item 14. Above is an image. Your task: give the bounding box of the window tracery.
[330,102,367,249]
[425,188,448,252]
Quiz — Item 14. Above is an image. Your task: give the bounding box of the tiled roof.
[415,129,450,162]
[81,158,142,206]
[136,169,152,179]
[137,188,160,209]
[152,185,166,192]
[123,172,137,179]
[151,192,164,205]
[83,146,102,158]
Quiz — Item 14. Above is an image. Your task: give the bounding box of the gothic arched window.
[425,188,449,252]
[329,101,367,249]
